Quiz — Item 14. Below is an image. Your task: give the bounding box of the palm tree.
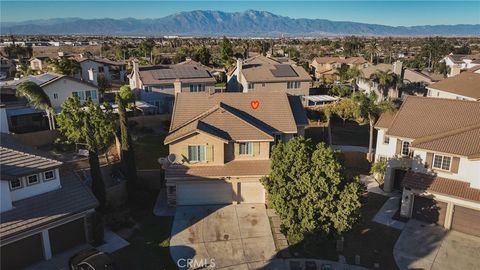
[16,81,55,130]
[16,64,35,78]
[346,66,364,91]
[367,39,379,64]
[353,92,395,162]
[369,70,400,98]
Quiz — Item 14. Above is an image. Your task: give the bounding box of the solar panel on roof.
[151,66,211,80]
[270,65,298,77]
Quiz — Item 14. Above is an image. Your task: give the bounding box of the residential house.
[0,134,98,269]
[310,56,368,81]
[129,60,217,113]
[163,92,308,206]
[0,56,16,80]
[441,53,480,77]
[227,55,312,97]
[29,56,50,71]
[426,66,480,101]
[79,57,127,86]
[374,96,480,236]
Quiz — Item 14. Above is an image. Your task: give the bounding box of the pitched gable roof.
[377,96,480,158]
[427,68,480,100]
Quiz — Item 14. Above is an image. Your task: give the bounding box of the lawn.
[133,134,169,170]
[290,192,401,270]
[111,214,176,270]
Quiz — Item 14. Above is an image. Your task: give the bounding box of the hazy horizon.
[1,1,479,27]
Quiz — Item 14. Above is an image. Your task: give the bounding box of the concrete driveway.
[394,219,480,270]
[170,204,277,269]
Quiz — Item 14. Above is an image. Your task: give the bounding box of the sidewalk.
[372,195,406,230]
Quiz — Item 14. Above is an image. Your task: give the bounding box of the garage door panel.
[451,206,480,237]
[49,218,86,255]
[1,234,44,269]
[239,182,265,203]
[177,182,232,205]
[412,196,447,225]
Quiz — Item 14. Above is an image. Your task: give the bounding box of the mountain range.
[2,10,479,36]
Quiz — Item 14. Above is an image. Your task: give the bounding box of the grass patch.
[133,134,169,170]
[289,193,401,269]
[111,214,176,270]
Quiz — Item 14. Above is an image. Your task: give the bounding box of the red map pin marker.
[251,100,260,109]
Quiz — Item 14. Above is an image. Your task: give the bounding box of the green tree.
[116,94,138,197]
[328,85,352,98]
[367,39,378,64]
[193,46,211,65]
[139,38,156,62]
[84,117,106,212]
[261,137,362,244]
[352,92,395,161]
[219,36,234,66]
[346,66,364,91]
[119,85,135,110]
[47,58,80,76]
[369,69,400,98]
[16,64,35,77]
[97,73,111,98]
[16,81,55,129]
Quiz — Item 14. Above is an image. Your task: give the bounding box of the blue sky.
[1,1,479,26]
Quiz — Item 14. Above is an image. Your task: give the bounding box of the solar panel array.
[151,66,210,80]
[270,65,299,77]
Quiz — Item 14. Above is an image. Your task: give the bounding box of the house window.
[377,155,387,162]
[190,84,205,92]
[86,90,92,99]
[9,178,22,190]
[144,86,152,92]
[27,174,39,185]
[383,136,390,144]
[44,170,55,181]
[401,141,410,156]
[98,66,104,73]
[287,81,300,89]
[433,155,452,171]
[91,90,97,99]
[53,93,58,99]
[239,142,253,155]
[262,83,266,87]
[188,145,205,162]
[248,83,255,90]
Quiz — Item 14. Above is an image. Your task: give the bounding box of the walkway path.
[372,195,406,230]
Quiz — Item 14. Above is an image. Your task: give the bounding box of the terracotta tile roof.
[170,92,300,138]
[403,171,480,202]
[360,63,393,78]
[164,103,274,144]
[0,171,98,240]
[411,124,480,158]
[0,133,62,179]
[313,56,368,65]
[239,55,312,83]
[446,54,480,64]
[427,68,480,100]
[165,160,271,179]
[375,111,397,129]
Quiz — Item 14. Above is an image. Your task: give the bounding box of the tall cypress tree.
[84,117,106,212]
[116,94,138,197]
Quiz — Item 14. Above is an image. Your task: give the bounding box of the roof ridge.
[169,103,221,133]
[412,123,480,147]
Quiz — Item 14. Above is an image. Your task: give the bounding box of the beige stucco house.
[426,66,480,101]
[374,96,480,237]
[163,92,308,206]
[310,56,368,81]
[227,55,312,97]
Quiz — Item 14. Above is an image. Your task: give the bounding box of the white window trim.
[239,142,253,156]
[43,170,56,181]
[9,178,23,190]
[26,174,40,186]
[401,141,411,156]
[432,154,452,171]
[188,145,206,162]
[383,135,390,144]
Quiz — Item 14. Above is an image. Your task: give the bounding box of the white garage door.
[239,182,265,203]
[176,182,232,205]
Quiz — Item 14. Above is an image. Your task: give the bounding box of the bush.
[53,138,75,152]
[104,209,135,231]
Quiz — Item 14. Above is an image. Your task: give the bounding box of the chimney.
[393,60,403,76]
[450,65,461,77]
[236,58,243,85]
[132,60,141,88]
[174,78,182,95]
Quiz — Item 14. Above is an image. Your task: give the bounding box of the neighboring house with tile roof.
[0,134,98,269]
[29,55,51,71]
[227,55,312,97]
[79,57,127,86]
[441,53,480,77]
[374,96,480,236]
[426,66,480,101]
[310,56,369,80]
[129,59,217,114]
[163,92,308,206]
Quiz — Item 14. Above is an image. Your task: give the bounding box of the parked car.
[69,249,117,270]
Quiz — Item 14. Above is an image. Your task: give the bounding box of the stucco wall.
[241,80,310,96]
[169,133,226,166]
[9,168,61,202]
[42,78,99,109]
[426,87,476,101]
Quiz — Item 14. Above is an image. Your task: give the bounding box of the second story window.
[144,86,152,92]
[27,174,39,185]
[401,141,410,156]
[53,93,58,99]
[10,178,23,190]
[433,155,451,171]
[190,84,205,92]
[248,83,255,90]
[383,135,390,144]
[44,170,55,181]
[239,142,253,155]
[287,81,300,89]
[188,145,205,162]
[98,66,104,73]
